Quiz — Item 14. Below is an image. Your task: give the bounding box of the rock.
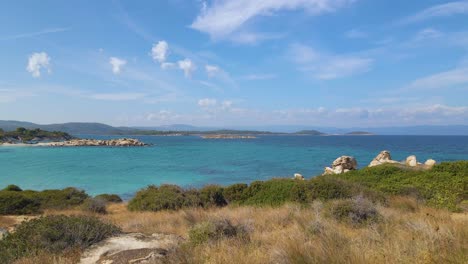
[369,150,400,167]
[293,173,305,180]
[424,159,436,167]
[405,155,417,167]
[79,233,181,264]
[48,138,147,147]
[0,228,7,240]
[323,156,357,175]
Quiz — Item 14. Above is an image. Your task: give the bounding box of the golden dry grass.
[8,197,468,264]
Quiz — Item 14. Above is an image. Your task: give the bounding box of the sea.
[1,135,467,199]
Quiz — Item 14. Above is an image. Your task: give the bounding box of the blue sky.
[0,0,467,127]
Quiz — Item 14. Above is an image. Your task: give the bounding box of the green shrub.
[326,196,380,226]
[94,194,123,203]
[29,187,89,209]
[0,191,41,215]
[335,162,468,211]
[223,183,248,203]
[3,185,22,192]
[241,179,297,206]
[188,219,249,245]
[128,185,189,211]
[0,215,121,262]
[200,185,227,207]
[82,198,107,214]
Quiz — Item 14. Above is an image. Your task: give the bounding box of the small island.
[345,131,375,136]
[0,128,147,147]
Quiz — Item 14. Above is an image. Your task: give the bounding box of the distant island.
[345,131,374,135]
[0,128,147,147]
[294,130,325,136]
[201,134,257,139]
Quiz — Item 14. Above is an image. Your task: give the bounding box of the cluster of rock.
[47,138,147,147]
[323,156,358,175]
[369,150,436,168]
[79,233,181,264]
[322,150,436,175]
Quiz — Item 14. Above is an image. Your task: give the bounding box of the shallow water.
[1,135,467,198]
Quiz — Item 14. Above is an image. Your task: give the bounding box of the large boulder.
[405,155,417,167]
[0,228,7,240]
[293,173,305,180]
[79,233,181,264]
[369,150,400,167]
[424,159,436,167]
[323,156,357,175]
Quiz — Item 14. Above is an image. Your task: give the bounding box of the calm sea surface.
[1,135,467,199]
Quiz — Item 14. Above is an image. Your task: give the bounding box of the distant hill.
[345,131,374,135]
[294,130,325,135]
[0,120,128,135]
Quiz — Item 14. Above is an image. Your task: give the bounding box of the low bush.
[200,185,227,207]
[82,198,107,214]
[0,191,40,215]
[3,185,22,192]
[94,194,123,203]
[188,219,249,245]
[326,196,380,226]
[0,215,121,263]
[128,185,190,211]
[223,183,248,203]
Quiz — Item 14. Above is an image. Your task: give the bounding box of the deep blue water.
[1,135,467,199]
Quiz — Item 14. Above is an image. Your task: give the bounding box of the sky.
[0,0,468,128]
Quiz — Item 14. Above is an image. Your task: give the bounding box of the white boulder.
[293,173,305,180]
[424,159,436,167]
[323,156,357,175]
[405,155,417,167]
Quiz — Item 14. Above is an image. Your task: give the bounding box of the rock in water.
[79,233,181,264]
[424,159,436,167]
[323,156,357,175]
[406,155,417,167]
[293,173,305,180]
[369,150,400,167]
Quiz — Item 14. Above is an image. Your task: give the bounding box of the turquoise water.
[1,135,467,199]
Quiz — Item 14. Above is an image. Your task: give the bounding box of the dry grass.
[7,198,468,264]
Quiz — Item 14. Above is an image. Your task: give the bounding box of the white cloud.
[408,67,468,90]
[191,0,355,41]
[178,58,196,78]
[400,1,468,24]
[413,28,443,41]
[146,110,180,122]
[205,65,220,77]
[198,98,217,107]
[26,52,51,78]
[151,41,169,63]
[109,57,127,74]
[0,89,35,102]
[289,43,373,79]
[161,62,176,70]
[90,92,145,101]
[242,74,277,80]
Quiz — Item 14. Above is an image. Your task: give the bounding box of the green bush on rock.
[0,215,121,263]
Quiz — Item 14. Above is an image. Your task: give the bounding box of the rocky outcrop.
[47,138,147,147]
[293,173,305,180]
[405,155,418,167]
[323,156,357,175]
[369,150,400,167]
[424,159,436,167]
[79,233,181,264]
[0,228,7,240]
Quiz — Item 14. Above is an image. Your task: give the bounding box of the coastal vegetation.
[0,161,466,263]
[0,127,73,143]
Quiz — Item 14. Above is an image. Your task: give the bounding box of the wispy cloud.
[89,92,146,101]
[399,1,468,24]
[241,74,277,80]
[191,0,355,42]
[0,27,70,41]
[289,43,373,80]
[408,67,468,90]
